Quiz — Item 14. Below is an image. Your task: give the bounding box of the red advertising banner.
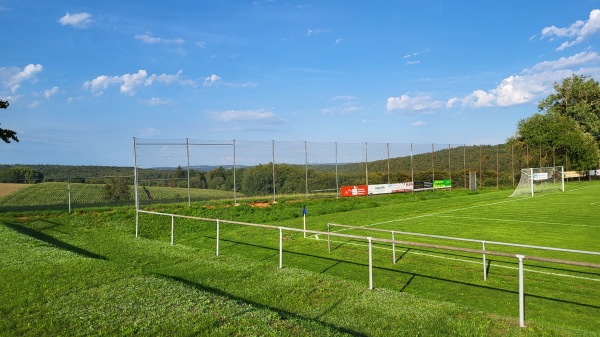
[340,185,368,197]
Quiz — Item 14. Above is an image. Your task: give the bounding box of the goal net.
[509,166,564,197]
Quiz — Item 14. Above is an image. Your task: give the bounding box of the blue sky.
[2,0,600,166]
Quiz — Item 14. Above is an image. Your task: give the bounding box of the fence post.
[279,227,283,269]
[67,172,72,214]
[272,140,276,203]
[233,139,237,205]
[135,210,139,238]
[392,231,396,264]
[216,220,220,256]
[186,138,191,206]
[482,241,487,281]
[305,141,308,200]
[365,142,369,185]
[368,237,373,290]
[327,224,331,253]
[171,215,175,246]
[517,254,525,327]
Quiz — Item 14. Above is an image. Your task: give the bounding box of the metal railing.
[135,209,600,328]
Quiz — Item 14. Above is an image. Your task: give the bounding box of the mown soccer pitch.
[145,181,599,332]
[310,183,600,329]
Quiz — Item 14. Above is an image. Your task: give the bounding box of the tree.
[538,75,600,144]
[509,112,599,170]
[103,177,132,202]
[1,100,19,143]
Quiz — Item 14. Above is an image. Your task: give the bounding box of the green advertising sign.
[433,179,452,188]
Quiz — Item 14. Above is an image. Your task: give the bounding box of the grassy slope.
[1,183,599,336]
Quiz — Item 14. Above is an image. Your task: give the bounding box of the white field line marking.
[312,236,600,282]
[436,215,600,228]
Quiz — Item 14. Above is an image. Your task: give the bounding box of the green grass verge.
[1,182,599,336]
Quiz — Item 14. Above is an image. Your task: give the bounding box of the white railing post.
[216,220,220,256]
[327,224,331,253]
[368,237,373,290]
[517,254,525,327]
[482,241,487,281]
[392,231,396,264]
[279,227,283,269]
[171,215,174,246]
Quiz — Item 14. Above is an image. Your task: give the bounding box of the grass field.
[0,182,237,212]
[1,182,598,336]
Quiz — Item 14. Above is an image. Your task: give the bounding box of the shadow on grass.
[157,273,369,337]
[2,221,108,261]
[210,237,600,310]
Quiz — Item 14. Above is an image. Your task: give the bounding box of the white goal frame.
[509,166,564,197]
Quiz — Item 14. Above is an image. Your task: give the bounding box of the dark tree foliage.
[0,167,44,183]
[103,177,132,202]
[509,75,600,171]
[1,100,19,143]
[538,75,600,144]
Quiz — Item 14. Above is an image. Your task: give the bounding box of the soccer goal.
[509,166,564,197]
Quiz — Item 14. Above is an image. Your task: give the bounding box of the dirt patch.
[0,183,31,197]
[249,202,271,208]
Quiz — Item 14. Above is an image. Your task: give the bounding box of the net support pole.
[365,142,369,186]
[368,237,373,290]
[186,138,191,206]
[304,141,308,200]
[233,139,237,205]
[135,211,139,238]
[272,140,276,203]
[517,254,526,327]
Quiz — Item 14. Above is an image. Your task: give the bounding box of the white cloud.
[139,128,158,138]
[526,51,600,73]
[307,28,330,36]
[333,95,355,101]
[335,38,343,44]
[202,74,256,88]
[386,93,443,113]
[323,95,363,114]
[541,9,600,50]
[0,64,43,93]
[412,120,425,126]
[58,12,92,28]
[457,51,600,108]
[210,109,282,123]
[203,74,222,87]
[145,97,172,106]
[134,32,185,45]
[404,48,429,65]
[44,86,59,99]
[84,69,194,95]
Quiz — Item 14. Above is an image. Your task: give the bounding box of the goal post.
[509,166,564,197]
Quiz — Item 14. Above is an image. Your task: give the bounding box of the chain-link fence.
[1,139,593,212]
[0,174,135,213]
[133,138,593,208]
